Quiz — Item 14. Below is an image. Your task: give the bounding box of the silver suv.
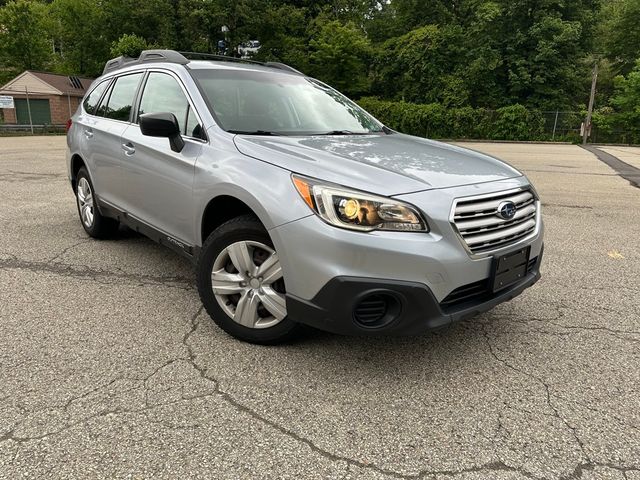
[66,50,544,344]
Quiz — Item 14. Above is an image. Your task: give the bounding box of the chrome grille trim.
[450,187,540,256]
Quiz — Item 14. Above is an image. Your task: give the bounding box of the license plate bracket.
[491,246,530,292]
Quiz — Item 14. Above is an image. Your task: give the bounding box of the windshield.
[191,69,384,135]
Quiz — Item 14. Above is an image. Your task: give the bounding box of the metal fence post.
[552,111,559,140]
[24,86,34,135]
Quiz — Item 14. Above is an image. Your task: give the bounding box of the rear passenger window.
[99,73,143,121]
[83,80,110,115]
[138,72,202,138]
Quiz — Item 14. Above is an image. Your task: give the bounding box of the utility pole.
[583,61,598,145]
[25,86,34,135]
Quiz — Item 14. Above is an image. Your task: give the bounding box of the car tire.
[75,167,119,238]
[197,214,299,344]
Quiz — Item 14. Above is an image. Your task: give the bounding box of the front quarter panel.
[193,132,312,245]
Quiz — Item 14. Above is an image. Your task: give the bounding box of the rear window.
[83,80,110,115]
[97,73,143,122]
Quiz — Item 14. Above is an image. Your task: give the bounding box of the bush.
[357,97,546,141]
[490,105,545,141]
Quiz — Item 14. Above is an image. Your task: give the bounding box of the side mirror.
[139,112,185,153]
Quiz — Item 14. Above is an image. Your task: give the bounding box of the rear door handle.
[83,128,93,138]
[122,142,135,155]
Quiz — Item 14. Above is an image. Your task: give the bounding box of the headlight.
[292,175,428,232]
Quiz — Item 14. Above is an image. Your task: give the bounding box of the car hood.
[233,133,522,196]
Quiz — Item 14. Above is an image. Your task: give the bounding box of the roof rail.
[179,51,263,66]
[102,50,189,75]
[180,51,303,75]
[102,49,303,76]
[264,62,304,75]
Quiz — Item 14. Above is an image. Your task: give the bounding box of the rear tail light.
[65,119,72,133]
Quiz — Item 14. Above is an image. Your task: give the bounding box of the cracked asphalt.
[0,137,639,479]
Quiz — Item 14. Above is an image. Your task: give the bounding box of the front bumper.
[269,176,545,335]
[286,248,542,335]
[270,177,543,303]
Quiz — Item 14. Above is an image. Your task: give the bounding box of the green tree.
[110,34,154,58]
[48,0,108,76]
[176,0,268,54]
[103,0,177,48]
[601,0,640,74]
[611,59,640,141]
[177,0,224,52]
[477,0,601,110]
[372,25,469,106]
[251,3,310,71]
[307,18,371,95]
[0,0,51,76]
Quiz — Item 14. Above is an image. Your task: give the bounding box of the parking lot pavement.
[0,136,638,480]
[598,146,640,171]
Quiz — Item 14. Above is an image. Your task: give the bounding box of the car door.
[119,70,204,246]
[84,72,144,207]
[76,77,111,185]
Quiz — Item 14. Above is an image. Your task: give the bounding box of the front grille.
[440,255,539,310]
[439,279,488,307]
[452,189,538,254]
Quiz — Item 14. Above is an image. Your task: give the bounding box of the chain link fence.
[1,102,637,144]
[541,111,637,144]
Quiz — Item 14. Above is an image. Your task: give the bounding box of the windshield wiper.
[315,130,379,135]
[228,130,281,136]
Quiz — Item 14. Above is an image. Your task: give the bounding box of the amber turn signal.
[292,176,314,209]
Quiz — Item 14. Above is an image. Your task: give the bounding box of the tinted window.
[185,105,201,138]
[83,80,110,115]
[191,69,382,135]
[101,73,143,121]
[95,82,114,118]
[138,72,201,137]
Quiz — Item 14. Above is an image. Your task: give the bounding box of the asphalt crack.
[480,323,592,470]
[476,323,640,479]
[495,317,640,345]
[0,170,66,183]
[47,239,93,264]
[557,462,640,480]
[541,203,594,210]
[2,304,637,479]
[178,309,547,480]
[0,254,193,290]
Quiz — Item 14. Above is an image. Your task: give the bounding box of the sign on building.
[0,96,15,109]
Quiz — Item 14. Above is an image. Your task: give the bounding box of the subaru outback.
[66,50,544,344]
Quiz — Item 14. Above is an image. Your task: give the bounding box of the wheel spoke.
[227,242,256,276]
[256,253,282,284]
[258,287,287,320]
[211,269,246,295]
[234,290,261,328]
[84,192,93,206]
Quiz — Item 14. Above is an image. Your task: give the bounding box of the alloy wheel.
[77,177,94,228]
[211,240,287,329]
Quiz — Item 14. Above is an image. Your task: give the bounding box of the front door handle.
[122,142,135,155]
[83,128,93,138]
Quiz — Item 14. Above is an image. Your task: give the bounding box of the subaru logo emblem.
[497,201,517,220]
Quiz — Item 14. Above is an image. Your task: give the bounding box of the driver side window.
[138,72,203,139]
